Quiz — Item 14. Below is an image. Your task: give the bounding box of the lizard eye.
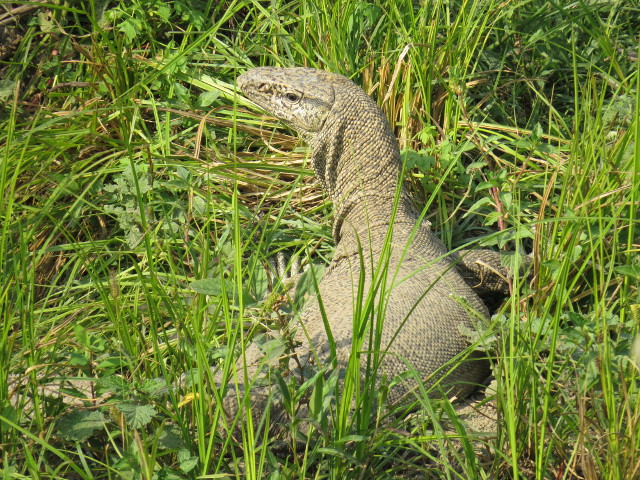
[285,92,301,102]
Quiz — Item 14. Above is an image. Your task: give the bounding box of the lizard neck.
[307,84,415,245]
[332,193,416,246]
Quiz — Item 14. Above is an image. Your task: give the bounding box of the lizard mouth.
[236,73,290,125]
[236,74,266,106]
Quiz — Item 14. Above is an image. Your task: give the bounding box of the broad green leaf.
[115,402,157,429]
[57,409,105,442]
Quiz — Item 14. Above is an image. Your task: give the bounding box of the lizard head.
[238,67,401,206]
[237,67,338,137]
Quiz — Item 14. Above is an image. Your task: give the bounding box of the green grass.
[1,0,638,478]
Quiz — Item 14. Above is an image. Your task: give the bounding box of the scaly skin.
[225,67,495,432]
